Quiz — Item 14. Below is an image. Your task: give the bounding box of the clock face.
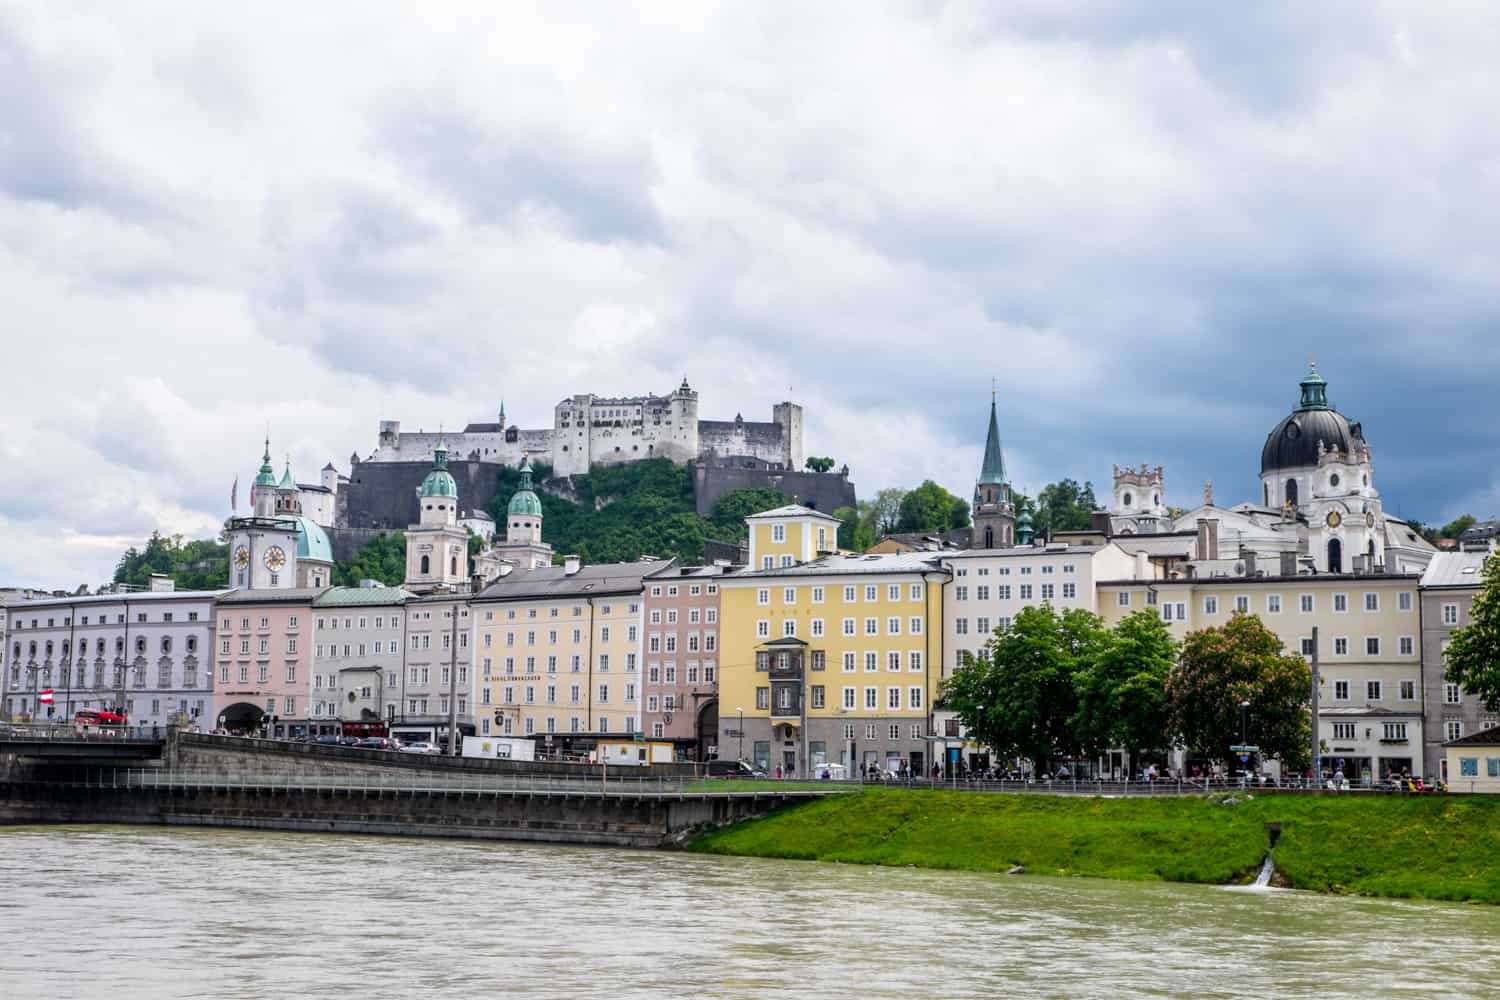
[263,546,287,571]
[1366,512,1376,528]
[233,546,250,570]
[1326,511,1342,528]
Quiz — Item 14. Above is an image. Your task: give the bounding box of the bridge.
[0,723,165,760]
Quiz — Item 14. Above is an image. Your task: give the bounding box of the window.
[1381,721,1406,741]
[771,523,785,543]
[1366,680,1382,701]
[1398,591,1413,612]
[1449,721,1465,742]
[909,651,922,672]
[1299,594,1314,614]
[756,687,769,710]
[1399,680,1416,701]
[1460,756,1478,777]
[976,586,989,601]
[757,589,770,606]
[844,586,856,602]
[1040,584,1054,600]
[1300,637,1315,657]
[782,619,796,638]
[811,619,824,637]
[1365,637,1381,656]
[1234,595,1249,613]
[1333,593,1349,613]
[812,587,824,604]
[864,652,878,673]
[811,686,825,709]
[865,618,878,635]
[1443,604,1460,626]
[842,652,856,673]
[784,587,797,605]
[864,687,878,710]
[976,616,990,634]
[887,651,901,672]
[955,618,968,635]
[1266,595,1282,614]
[1117,592,1131,608]
[842,618,856,636]
[998,585,1011,600]
[887,617,901,635]
[909,687,923,710]
[1203,596,1219,615]
[1334,680,1350,700]
[1062,583,1076,599]
[1362,591,1380,612]
[1333,722,1356,741]
[1445,683,1462,705]
[887,687,901,710]
[1334,637,1349,656]
[1397,635,1414,657]
[910,584,922,600]
[1019,585,1033,601]
[865,585,877,602]
[909,617,923,635]
[756,620,769,638]
[843,687,856,710]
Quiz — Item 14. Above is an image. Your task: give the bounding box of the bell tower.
[970,388,1015,550]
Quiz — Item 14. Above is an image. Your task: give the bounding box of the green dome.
[508,457,543,517]
[293,516,333,563]
[420,439,459,498]
[254,438,277,488]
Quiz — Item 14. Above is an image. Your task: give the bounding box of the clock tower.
[227,435,335,590]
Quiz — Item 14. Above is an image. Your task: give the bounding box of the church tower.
[229,436,316,590]
[970,393,1016,550]
[404,439,470,592]
[492,456,554,570]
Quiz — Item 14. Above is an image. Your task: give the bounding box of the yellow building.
[745,505,841,570]
[1444,727,1500,793]
[720,512,948,776]
[1098,569,1423,782]
[471,556,672,745]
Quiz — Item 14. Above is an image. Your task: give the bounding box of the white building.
[227,439,335,591]
[2,589,221,727]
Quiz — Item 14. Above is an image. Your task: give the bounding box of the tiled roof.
[725,551,946,580]
[216,587,326,605]
[1421,550,1491,589]
[474,559,675,601]
[744,504,841,522]
[313,585,414,607]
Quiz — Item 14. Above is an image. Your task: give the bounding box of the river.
[2,826,1496,999]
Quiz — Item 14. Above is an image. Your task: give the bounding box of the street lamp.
[1239,700,1251,781]
[736,706,744,763]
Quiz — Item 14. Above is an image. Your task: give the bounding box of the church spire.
[977,396,1007,486]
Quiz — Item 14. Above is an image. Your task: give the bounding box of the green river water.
[1,825,1496,999]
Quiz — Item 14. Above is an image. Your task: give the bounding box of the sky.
[3,2,1500,591]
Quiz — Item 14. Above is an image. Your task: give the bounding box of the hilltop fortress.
[366,378,802,477]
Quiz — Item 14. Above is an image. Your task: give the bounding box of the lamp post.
[736,706,744,763]
[1239,700,1250,782]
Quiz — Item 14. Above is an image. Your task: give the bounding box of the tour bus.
[74,709,128,731]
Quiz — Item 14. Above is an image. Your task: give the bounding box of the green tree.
[804,456,836,473]
[896,480,970,534]
[833,505,873,552]
[1072,610,1178,763]
[1033,479,1100,535]
[114,532,230,592]
[860,488,906,539]
[941,605,1108,772]
[1444,554,1500,710]
[1166,613,1312,772]
[709,488,794,541]
[333,532,407,587]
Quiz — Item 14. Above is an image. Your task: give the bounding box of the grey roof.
[745,504,841,522]
[939,543,1108,560]
[216,587,327,605]
[313,585,414,608]
[1098,571,1420,587]
[474,559,675,602]
[645,563,729,580]
[726,551,946,580]
[1459,520,1500,541]
[1420,550,1491,589]
[5,589,226,610]
[1444,724,1500,747]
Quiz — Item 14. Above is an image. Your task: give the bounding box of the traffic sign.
[1229,744,1260,753]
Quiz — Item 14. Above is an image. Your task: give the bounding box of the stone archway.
[218,701,265,735]
[696,699,719,761]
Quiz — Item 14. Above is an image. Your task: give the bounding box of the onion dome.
[508,456,544,516]
[419,439,459,498]
[1260,362,1363,474]
[254,438,278,488]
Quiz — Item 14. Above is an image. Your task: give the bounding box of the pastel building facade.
[397,592,475,747]
[1098,572,1424,782]
[211,589,317,737]
[719,537,947,777]
[642,564,724,755]
[311,586,412,736]
[746,504,841,571]
[1420,549,1499,779]
[3,590,219,727]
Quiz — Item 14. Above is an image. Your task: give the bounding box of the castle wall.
[691,461,856,517]
[698,420,792,468]
[343,460,506,532]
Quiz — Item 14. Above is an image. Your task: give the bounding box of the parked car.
[706,759,762,778]
[304,735,340,745]
[401,741,440,755]
[356,737,402,751]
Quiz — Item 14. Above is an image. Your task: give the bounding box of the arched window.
[135,636,146,655]
[1328,537,1343,573]
[45,641,53,658]
[161,636,172,654]
[1285,479,1299,506]
[420,555,430,574]
[1123,492,1133,508]
[115,638,124,655]
[27,641,36,659]
[984,526,994,548]
[450,556,458,576]
[61,641,69,658]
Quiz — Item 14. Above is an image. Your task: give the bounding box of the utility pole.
[1309,625,1321,786]
[446,597,460,755]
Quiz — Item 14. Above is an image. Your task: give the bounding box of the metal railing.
[0,722,164,744]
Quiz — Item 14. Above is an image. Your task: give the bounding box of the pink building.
[212,589,319,737]
[642,565,724,758]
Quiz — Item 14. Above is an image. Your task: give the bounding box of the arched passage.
[218,701,265,736]
[1328,537,1343,574]
[697,699,719,762]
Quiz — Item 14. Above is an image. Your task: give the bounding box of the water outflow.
[1252,854,1275,888]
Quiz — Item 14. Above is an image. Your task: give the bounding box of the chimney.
[1194,519,1219,561]
[148,574,175,593]
[497,562,514,577]
[1242,550,1258,578]
[564,554,582,576]
[470,573,485,593]
[1134,550,1150,580]
[1279,551,1297,576]
[1351,554,1366,575]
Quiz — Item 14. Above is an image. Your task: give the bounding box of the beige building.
[1098,570,1423,782]
[642,563,724,758]
[399,592,475,749]
[1420,549,1499,779]
[472,557,671,747]
[1443,727,1500,793]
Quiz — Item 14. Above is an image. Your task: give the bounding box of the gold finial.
[991,376,997,402]
[1309,352,1317,369]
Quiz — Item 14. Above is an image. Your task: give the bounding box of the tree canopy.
[1166,613,1311,772]
[896,480,971,533]
[1443,554,1500,711]
[1071,610,1178,761]
[331,532,406,587]
[113,532,229,592]
[804,456,836,473]
[1032,479,1101,535]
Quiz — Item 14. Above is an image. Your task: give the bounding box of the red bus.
[339,721,388,739]
[74,709,127,728]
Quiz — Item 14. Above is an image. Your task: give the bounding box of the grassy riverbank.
[688,788,1500,903]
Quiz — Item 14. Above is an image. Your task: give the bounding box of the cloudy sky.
[4,2,1499,590]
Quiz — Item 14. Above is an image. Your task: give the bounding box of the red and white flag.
[38,688,54,705]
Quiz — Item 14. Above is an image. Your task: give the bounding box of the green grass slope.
[690,789,1500,903]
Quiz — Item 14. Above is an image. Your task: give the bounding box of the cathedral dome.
[508,457,543,517]
[1260,364,1364,475]
[293,516,333,563]
[420,439,458,498]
